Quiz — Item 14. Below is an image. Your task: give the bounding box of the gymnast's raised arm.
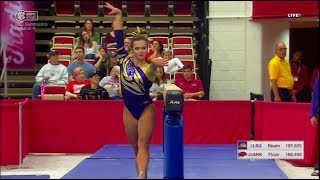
[104,2,126,55]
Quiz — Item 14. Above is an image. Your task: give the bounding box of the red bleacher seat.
[172,36,193,48]
[59,59,71,67]
[174,72,197,80]
[126,1,146,16]
[51,47,73,60]
[149,1,169,16]
[180,60,196,71]
[172,48,194,60]
[54,1,75,16]
[172,1,193,16]
[52,36,75,48]
[41,85,66,100]
[149,37,169,49]
[149,21,170,36]
[43,85,66,95]
[79,1,99,16]
[106,48,117,53]
[85,59,95,65]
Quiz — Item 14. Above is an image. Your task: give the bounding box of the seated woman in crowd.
[79,71,110,100]
[74,30,99,60]
[149,66,171,100]
[83,18,100,45]
[65,67,90,99]
[163,49,184,75]
[146,40,164,63]
[99,66,122,100]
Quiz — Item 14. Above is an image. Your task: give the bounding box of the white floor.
[0,154,318,179]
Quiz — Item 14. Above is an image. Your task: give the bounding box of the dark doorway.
[290,27,319,73]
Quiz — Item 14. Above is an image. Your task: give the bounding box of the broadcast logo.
[237,141,247,150]
[16,10,38,21]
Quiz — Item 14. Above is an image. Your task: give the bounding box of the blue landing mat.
[62,158,288,179]
[89,144,238,159]
[0,175,50,179]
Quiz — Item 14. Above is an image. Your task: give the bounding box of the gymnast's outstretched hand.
[104,2,121,15]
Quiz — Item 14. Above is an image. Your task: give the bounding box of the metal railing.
[0,40,8,98]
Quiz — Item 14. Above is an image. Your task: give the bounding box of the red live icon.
[288,13,301,18]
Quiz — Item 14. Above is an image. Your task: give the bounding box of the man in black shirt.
[78,71,110,100]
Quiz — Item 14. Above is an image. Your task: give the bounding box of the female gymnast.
[105,2,168,179]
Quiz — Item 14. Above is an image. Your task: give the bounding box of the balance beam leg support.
[164,113,184,179]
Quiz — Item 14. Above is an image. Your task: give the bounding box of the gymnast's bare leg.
[123,104,157,179]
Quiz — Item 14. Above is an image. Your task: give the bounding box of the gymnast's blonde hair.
[132,26,149,39]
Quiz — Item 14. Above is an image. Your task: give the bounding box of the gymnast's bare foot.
[137,171,147,179]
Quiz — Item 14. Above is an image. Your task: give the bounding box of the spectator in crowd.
[149,66,171,100]
[146,40,164,63]
[65,67,90,99]
[290,50,310,102]
[108,51,120,76]
[268,42,296,102]
[310,67,319,91]
[67,47,96,81]
[94,47,119,79]
[83,18,100,45]
[74,30,99,60]
[99,66,122,100]
[32,50,68,99]
[174,64,204,100]
[124,37,131,52]
[309,74,319,176]
[163,49,184,75]
[94,47,108,79]
[79,71,110,100]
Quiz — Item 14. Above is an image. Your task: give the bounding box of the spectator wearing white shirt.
[32,50,68,99]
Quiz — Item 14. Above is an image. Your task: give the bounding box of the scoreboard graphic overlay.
[237,140,304,159]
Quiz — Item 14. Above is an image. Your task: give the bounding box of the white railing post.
[18,102,23,168]
[0,40,8,98]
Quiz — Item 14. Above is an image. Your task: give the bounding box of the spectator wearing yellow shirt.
[268,42,296,102]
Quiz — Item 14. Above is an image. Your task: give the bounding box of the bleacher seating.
[107,48,117,53]
[41,85,66,100]
[43,85,66,95]
[85,59,96,65]
[126,1,146,16]
[180,60,196,71]
[149,37,169,49]
[149,1,170,16]
[52,36,75,48]
[79,1,99,17]
[54,1,76,16]
[59,59,71,67]
[172,1,193,16]
[172,48,194,60]
[50,47,73,60]
[2,1,202,99]
[171,36,193,48]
